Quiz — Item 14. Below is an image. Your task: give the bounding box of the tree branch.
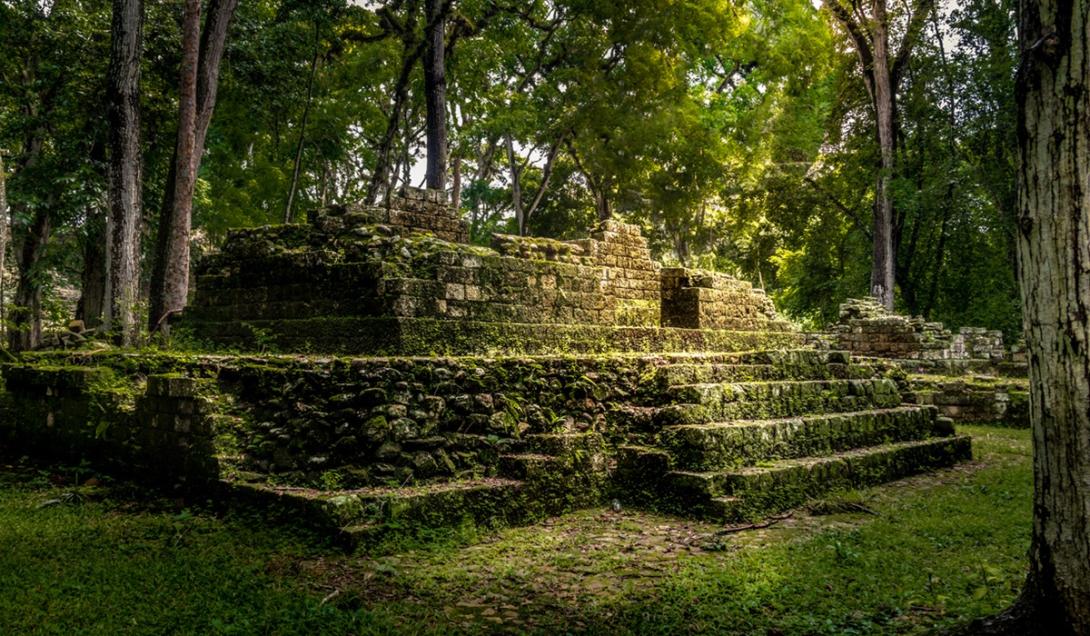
[891,0,936,92]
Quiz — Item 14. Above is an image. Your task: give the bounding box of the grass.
[0,425,1031,635]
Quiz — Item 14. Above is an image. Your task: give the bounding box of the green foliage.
[0,0,1022,339]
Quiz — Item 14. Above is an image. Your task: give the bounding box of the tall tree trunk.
[104,0,143,345]
[506,137,525,235]
[451,156,462,210]
[150,0,199,336]
[148,0,238,333]
[826,0,935,310]
[0,150,9,343]
[869,0,896,309]
[78,216,107,330]
[8,206,50,351]
[976,2,1090,633]
[284,23,320,224]
[423,0,448,191]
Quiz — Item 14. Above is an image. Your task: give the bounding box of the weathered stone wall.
[904,375,1029,427]
[186,200,796,354]
[830,298,1012,363]
[0,366,220,484]
[316,188,469,243]
[661,268,793,332]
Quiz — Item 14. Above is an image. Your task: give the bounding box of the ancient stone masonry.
[319,188,470,243]
[184,191,789,354]
[0,194,975,547]
[661,268,794,332]
[904,375,1029,427]
[2,348,971,546]
[831,298,1011,363]
[823,298,1029,426]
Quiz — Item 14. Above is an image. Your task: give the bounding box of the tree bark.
[78,216,107,330]
[104,0,143,345]
[148,0,238,333]
[826,0,934,310]
[506,136,525,235]
[451,156,462,210]
[973,2,1090,633]
[423,0,448,191]
[8,206,50,351]
[365,0,423,204]
[151,0,199,336]
[0,151,9,343]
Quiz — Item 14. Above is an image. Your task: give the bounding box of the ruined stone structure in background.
[820,297,1029,427]
[0,190,973,546]
[831,297,1008,363]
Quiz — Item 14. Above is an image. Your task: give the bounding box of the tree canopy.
[0,0,1022,342]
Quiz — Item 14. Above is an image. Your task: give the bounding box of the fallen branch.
[713,511,794,536]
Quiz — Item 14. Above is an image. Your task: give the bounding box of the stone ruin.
[829,297,1010,362]
[821,297,1028,426]
[0,190,972,547]
[182,188,794,355]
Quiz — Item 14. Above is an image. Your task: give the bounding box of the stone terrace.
[0,193,974,546]
[182,190,792,355]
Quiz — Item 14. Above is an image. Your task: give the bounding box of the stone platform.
[0,193,973,546]
[181,189,793,354]
[0,348,970,547]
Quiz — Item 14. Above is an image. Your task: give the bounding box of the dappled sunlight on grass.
[0,425,1029,635]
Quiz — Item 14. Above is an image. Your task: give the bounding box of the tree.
[973,1,1090,633]
[148,0,239,334]
[825,0,935,309]
[423,0,448,191]
[104,0,144,345]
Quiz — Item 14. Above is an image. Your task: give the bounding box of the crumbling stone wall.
[317,188,469,243]
[0,352,674,491]
[905,376,1029,427]
[0,366,219,484]
[661,268,793,332]
[831,298,1011,362]
[186,196,797,354]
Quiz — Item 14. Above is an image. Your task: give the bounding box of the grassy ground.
[0,425,1031,635]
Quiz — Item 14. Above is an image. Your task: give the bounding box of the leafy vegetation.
[0,0,1023,345]
[0,425,1030,634]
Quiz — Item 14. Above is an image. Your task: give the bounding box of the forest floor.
[0,425,1030,635]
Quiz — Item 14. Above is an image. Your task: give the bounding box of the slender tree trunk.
[0,151,9,343]
[523,137,562,233]
[365,1,422,204]
[974,2,1090,633]
[506,137,525,235]
[869,0,896,309]
[451,157,461,210]
[150,0,199,335]
[78,216,107,329]
[148,0,238,333]
[8,206,50,351]
[284,24,320,224]
[104,0,143,345]
[423,0,448,191]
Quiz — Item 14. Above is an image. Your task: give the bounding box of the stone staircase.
[222,349,970,546]
[616,350,972,521]
[227,429,609,548]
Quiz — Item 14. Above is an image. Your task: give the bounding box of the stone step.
[656,379,902,426]
[228,477,525,532]
[654,351,857,386]
[663,435,972,521]
[520,432,605,456]
[661,406,951,471]
[499,453,562,480]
